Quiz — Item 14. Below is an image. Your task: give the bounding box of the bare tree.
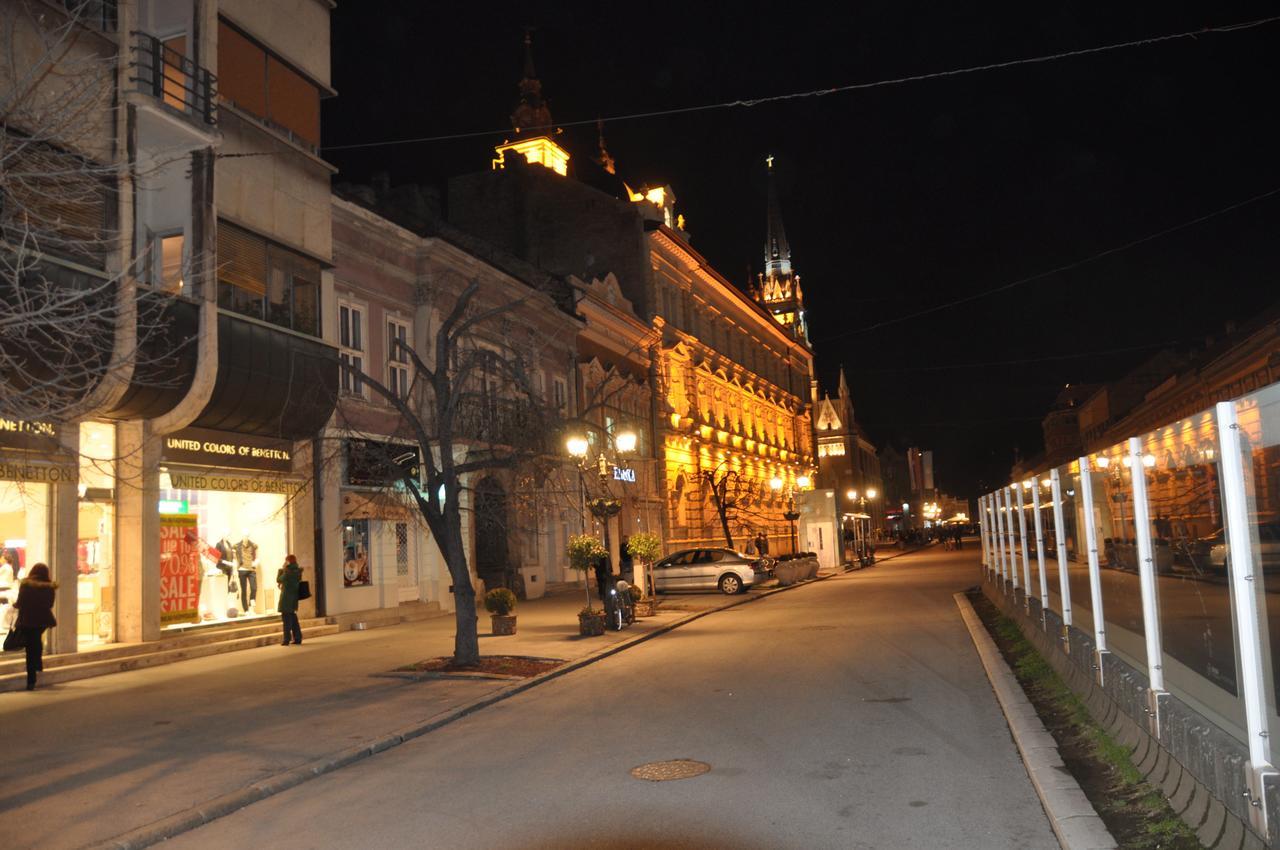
[338,276,569,666]
[1,1,199,423]
[701,462,756,551]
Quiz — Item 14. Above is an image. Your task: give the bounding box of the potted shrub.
[484,587,518,636]
[578,606,606,636]
[568,534,608,635]
[626,532,663,614]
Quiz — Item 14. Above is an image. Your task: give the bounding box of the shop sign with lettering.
[612,466,636,483]
[0,460,77,484]
[159,513,202,627]
[167,470,304,496]
[0,417,59,452]
[161,427,294,473]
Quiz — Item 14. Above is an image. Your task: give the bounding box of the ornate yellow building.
[648,224,816,553]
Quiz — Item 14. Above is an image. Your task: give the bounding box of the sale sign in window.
[160,513,202,626]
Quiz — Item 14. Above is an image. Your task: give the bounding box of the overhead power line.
[322,15,1280,153]
[856,340,1185,373]
[816,185,1280,343]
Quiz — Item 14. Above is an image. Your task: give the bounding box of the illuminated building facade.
[446,38,817,556]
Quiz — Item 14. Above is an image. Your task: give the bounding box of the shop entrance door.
[393,521,419,602]
[811,521,836,570]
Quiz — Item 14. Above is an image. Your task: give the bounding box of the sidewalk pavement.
[2,548,927,850]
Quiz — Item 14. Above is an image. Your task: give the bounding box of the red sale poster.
[159,514,202,626]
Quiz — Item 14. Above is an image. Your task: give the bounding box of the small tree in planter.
[567,534,607,634]
[484,588,518,636]
[626,532,663,614]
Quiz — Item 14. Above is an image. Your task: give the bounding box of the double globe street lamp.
[566,426,638,565]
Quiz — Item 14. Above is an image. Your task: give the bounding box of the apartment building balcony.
[127,30,218,152]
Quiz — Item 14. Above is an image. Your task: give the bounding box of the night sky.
[322,2,1280,500]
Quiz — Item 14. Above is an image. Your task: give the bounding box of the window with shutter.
[216,220,320,335]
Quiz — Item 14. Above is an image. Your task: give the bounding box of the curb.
[86,552,924,850]
[953,592,1118,850]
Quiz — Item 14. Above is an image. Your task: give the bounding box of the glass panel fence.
[1142,411,1242,730]
[1233,384,1280,759]
[1091,442,1148,670]
[1059,460,1092,636]
[1035,474,1062,614]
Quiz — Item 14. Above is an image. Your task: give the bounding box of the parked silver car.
[652,548,763,595]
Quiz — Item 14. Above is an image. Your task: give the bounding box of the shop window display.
[78,422,116,645]
[0,481,49,634]
[343,519,371,587]
[158,474,290,627]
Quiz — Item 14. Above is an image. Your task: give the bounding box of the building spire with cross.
[756,154,808,344]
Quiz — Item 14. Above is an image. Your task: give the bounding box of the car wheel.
[719,574,742,595]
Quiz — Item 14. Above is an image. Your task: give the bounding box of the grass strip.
[974,593,1202,850]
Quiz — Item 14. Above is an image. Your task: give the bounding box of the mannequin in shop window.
[215,533,236,592]
[235,531,260,614]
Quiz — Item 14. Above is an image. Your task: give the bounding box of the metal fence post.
[1128,436,1167,733]
[1005,487,1021,592]
[980,494,992,576]
[1078,455,1108,683]
[1050,468,1072,630]
[1031,476,1049,613]
[1216,401,1277,837]
[995,487,1011,590]
[1015,482,1033,607]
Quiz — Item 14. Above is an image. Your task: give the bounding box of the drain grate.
[630,759,712,782]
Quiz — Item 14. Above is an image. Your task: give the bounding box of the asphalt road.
[166,544,1058,850]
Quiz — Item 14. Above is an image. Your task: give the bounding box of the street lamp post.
[566,426,638,575]
[771,474,810,554]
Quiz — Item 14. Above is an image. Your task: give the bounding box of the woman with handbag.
[276,555,304,646]
[14,563,56,690]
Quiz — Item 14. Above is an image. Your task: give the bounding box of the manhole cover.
[630,759,712,782]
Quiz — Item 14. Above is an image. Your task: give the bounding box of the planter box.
[490,614,517,636]
[578,612,605,636]
[775,562,802,586]
[634,599,658,618]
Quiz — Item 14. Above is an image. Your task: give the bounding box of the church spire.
[595,117,616,175]
[764,154,792,277]
[755,154,808,345]
[493,29,570,177]
[511,28,553,134]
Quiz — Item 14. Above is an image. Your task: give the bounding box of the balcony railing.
[129,31,217,127]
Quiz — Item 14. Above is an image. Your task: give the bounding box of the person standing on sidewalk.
[14,562,56,690]
[277,555,303,646]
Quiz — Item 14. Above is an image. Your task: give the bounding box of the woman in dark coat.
[276,554,303,646]
[15,562,56,690]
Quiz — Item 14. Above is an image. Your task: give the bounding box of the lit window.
[159,233,184,293]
